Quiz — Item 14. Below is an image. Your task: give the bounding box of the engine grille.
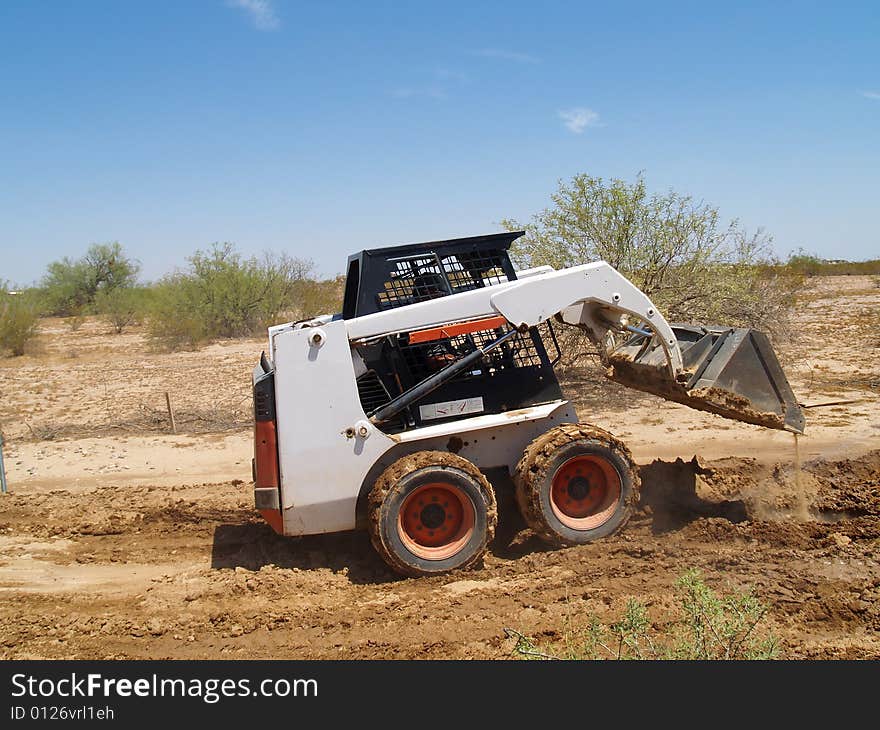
[356,370,392,413]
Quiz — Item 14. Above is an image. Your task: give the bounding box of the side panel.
[272,316,577,537]
[356,325,563,432]
[392,402,578,469]
[272,320,398,535]
[353,402,578,528]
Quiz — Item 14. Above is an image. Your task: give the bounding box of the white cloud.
[472,48,539,64]
[227,0,279,31]
[860,90,880,100]
[558,108,600,134]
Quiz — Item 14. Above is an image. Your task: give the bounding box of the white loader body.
[267,261,665,536]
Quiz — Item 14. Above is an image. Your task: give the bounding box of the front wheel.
[514,424,639,546]
[368,451,497,577]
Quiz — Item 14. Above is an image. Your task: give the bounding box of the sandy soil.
[0,275,877,659]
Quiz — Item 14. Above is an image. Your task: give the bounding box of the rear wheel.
[514,424,639,546]
[368,451,497,577]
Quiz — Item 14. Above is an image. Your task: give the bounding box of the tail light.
[253,353,283,534]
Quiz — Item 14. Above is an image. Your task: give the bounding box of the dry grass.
[0,316,260,442]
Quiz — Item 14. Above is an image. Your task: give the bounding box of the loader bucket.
[606,325,805,433]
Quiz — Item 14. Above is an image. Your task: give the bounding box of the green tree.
[41,242,140,316]
[502,173,800,338]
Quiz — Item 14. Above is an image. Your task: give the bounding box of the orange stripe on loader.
[259,509,284,534]
[254,420,279,489]
[254,419,284,534]
[407,316,509,344]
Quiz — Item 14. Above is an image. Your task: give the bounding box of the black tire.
[513,424,639,547]
[368,451,497,577]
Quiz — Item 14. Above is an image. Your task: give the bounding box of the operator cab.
[341,232,564,433]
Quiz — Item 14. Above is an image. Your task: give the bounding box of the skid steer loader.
[252,232,804,576]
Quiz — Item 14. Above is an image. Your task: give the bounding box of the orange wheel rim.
[398,483,475,560]
[549,455,621,530]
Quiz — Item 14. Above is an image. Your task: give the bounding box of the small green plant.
[506,569,778,660]
[670,569,778,660]
[66,309,86,332]
[95,286,149,334]
[0,286,40,357]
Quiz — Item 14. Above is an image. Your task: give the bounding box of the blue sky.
[1,0,877,285]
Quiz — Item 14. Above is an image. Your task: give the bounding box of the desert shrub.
[148,243,322,349]
[784,249,825,277]
[781,252,880,277]
[670,569,778,659]
[507,569,778,660]
[147,280,208,350]
[502,173,802,364]
[40,242,140,316]
[0,285,40,357]
[293,276,345,321]
[66,310,86,332]
[95,286,151,334]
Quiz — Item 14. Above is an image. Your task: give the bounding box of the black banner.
[0,659,871,724]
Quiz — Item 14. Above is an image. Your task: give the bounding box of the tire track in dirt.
[1,452,878,659]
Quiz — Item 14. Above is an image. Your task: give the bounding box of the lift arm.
[344,261,804,433]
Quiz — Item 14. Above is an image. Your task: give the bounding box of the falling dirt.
[793,433,809,521]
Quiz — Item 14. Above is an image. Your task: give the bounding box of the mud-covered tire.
[368,451,497,578]
[513,424,639,547]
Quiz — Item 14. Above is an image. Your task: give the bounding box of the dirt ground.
[0,275,878,659]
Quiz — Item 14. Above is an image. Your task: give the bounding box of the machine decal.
[420,397,485,420]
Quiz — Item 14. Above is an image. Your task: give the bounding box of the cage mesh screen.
[375,250,508,311]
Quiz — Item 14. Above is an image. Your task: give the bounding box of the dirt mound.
[808,451,880,514]
[639,449,880,526]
